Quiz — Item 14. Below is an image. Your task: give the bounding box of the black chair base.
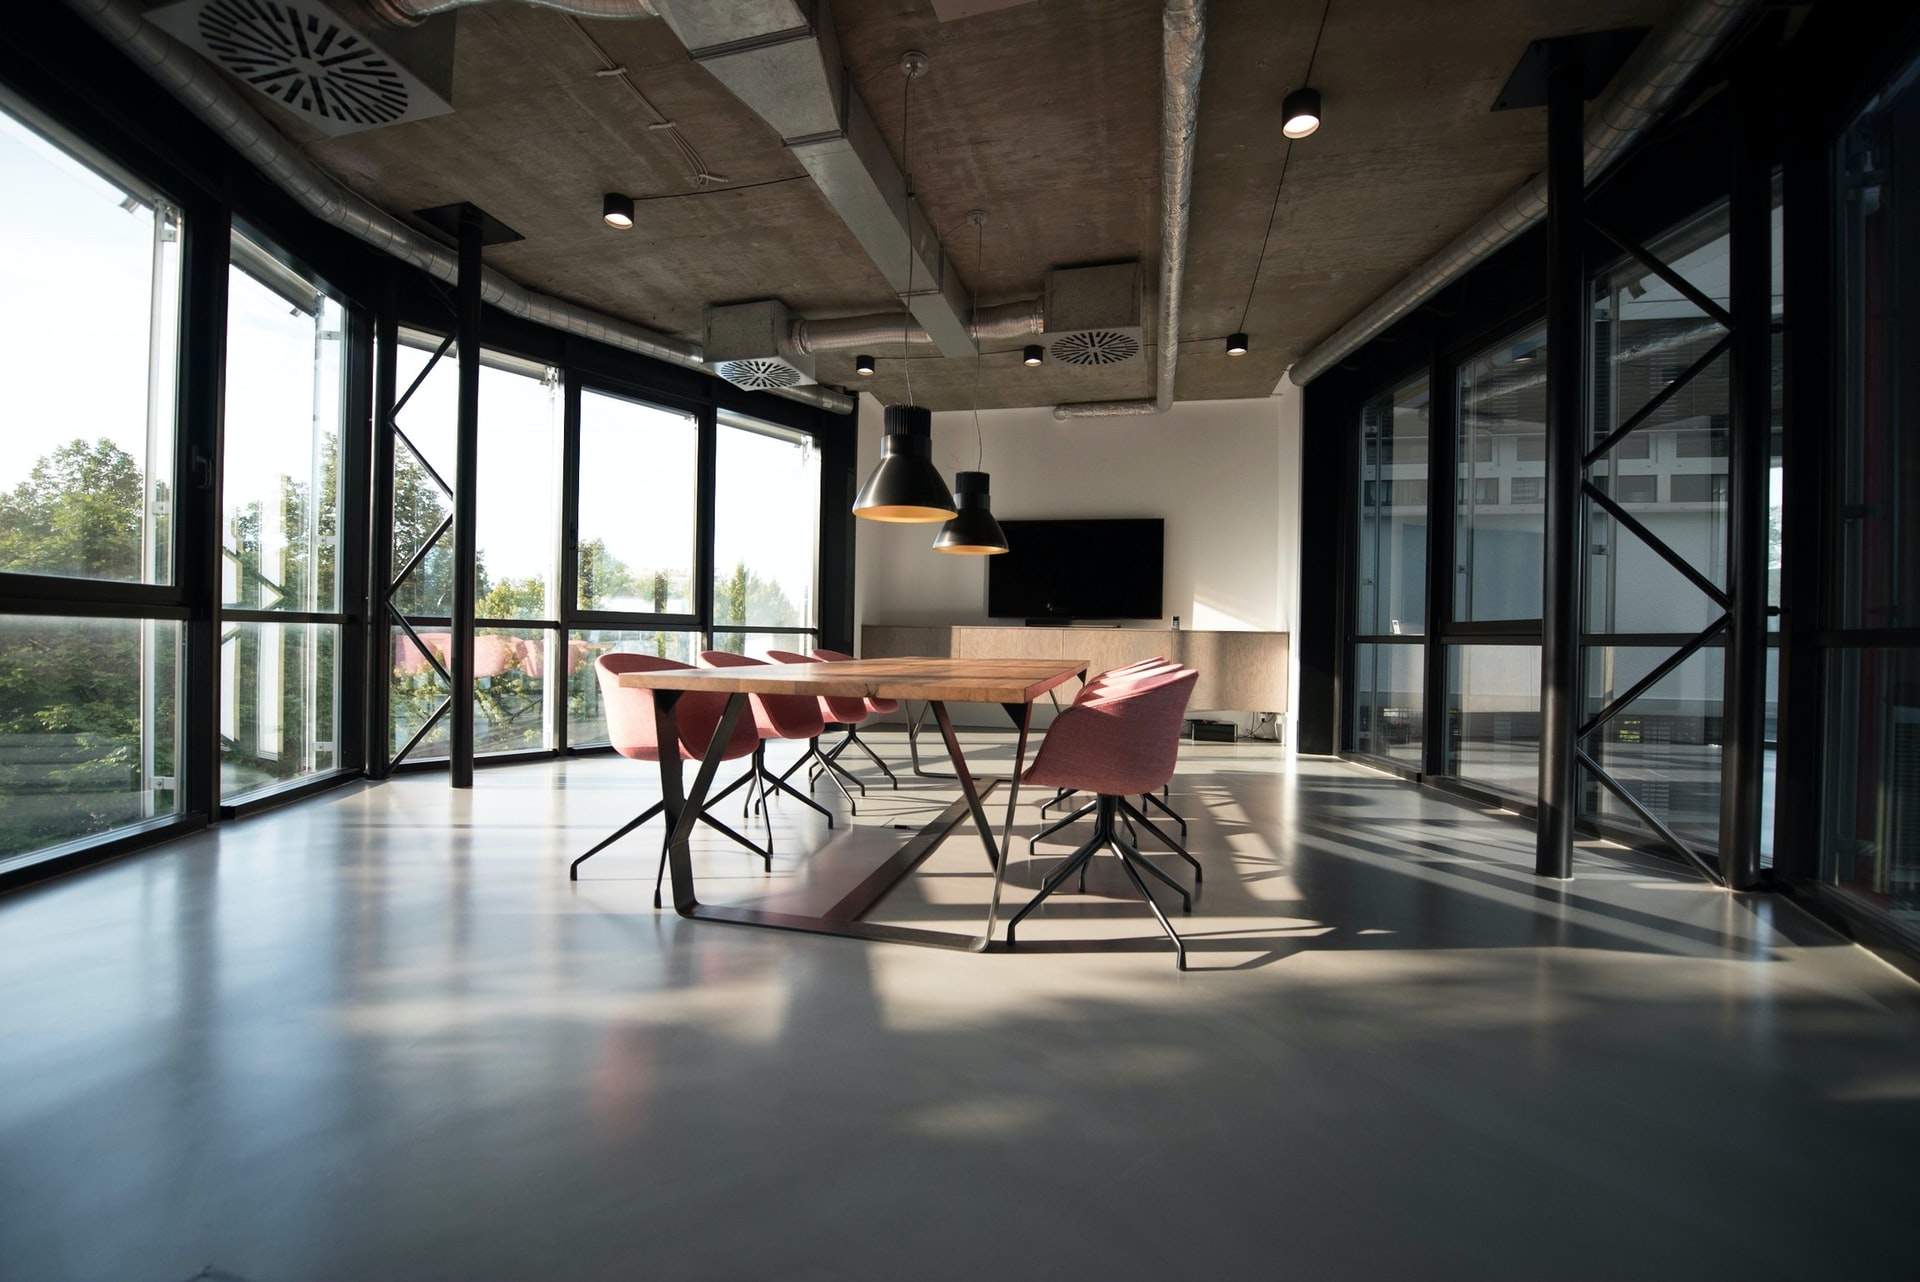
[819,724,899,789]
[1029,792,1201,892]
[732,741,837,828]
[777,736,864,814]
[570,761,778,908]
[1009,794,1190,970]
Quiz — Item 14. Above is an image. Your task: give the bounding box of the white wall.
[853,384,1304,737]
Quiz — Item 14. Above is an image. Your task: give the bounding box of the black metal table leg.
[929,702,1003,870]
[654,690,748,915]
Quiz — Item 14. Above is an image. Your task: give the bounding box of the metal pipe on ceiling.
[1053,0,1205,421]
[363,0,654,25]
[1285,0,1759,389]
[60,0,855,416]
[789,299,1044,355]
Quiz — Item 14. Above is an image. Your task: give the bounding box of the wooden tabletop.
[616,656,1089,704]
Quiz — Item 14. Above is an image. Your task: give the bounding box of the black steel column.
[1423,346,1456,778]
[695,403,718,646]
[338,303,374,779]
[1295,383,1343,755]
[1535,47,1586,878]
[450,206,482,788]
[368,303,398,778]
[1773,44,1833,885]
[1718,56,1772,889]
[178,201,231,825]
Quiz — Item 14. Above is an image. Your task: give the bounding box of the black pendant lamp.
[933,470,1008,555]
[853,405,956,522]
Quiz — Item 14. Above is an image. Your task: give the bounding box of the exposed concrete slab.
[290,0,1685,409]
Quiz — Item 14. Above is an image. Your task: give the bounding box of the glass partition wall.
[0,70,842,883]
[1345,197,1782,867]
[220,226,346,802]
[383,334,564,762]
[1822,50,1920,950]
[1350,375,1428,766]
[376,371,827,770]
[1446,326,1547,800]
[0,94,184,870]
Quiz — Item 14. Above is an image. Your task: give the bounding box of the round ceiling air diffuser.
[146,0,453,136]
[717,358,805,391]
[1050,330,1143,366]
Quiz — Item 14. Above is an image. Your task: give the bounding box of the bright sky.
[2,98,819,627]
[0,105,165,495]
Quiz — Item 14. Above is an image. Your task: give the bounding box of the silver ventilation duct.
[1286,0,1758,389]
[643,1,982,361]
[789,299,1044,355]
[364,0,654,25]
[60,0,855,415]
[1053,0,1205,420]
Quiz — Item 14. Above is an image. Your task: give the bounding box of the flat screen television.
[987,519,1163,621]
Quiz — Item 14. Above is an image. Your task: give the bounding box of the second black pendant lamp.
[934,208,1008,555]
[933,470,1007,554]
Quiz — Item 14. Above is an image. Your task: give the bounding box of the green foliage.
[477,576,548,621]
[0,440,178,856]
[0,438,148,580]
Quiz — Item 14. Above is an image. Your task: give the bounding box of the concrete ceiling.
[287,0,1686,411]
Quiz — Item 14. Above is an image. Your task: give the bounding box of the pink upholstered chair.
[473,633,521,680]
[393,631,450,677]
[766,649,881,801]
[570,653,771,908]
[1036,658,1191,846]
[807,647,900,789]
[698,650,840,824]
[1078,657,1180,701]
[1007,665,1200,969]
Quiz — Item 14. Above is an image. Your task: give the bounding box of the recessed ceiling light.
[602,192,634,229]
[1282,87,1322,140]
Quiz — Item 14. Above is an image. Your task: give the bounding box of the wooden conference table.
[616,656,1088,951]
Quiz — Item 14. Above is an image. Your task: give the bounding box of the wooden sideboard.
[860,625,1288,714]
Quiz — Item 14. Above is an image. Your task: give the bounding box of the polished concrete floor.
[3,737,1918,1282]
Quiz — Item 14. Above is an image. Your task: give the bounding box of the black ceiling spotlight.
[602,192,634,230]
[933,470,1009,555]
[1226,332,1250,357]
[1023,344,1044,367]
[852,405,957,523]
[1282,87,1322,140]
[855,353,876,376]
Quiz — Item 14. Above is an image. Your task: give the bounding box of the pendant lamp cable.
[1239,0,1332,333]
[900,65,916,408]
[970,213,985,470]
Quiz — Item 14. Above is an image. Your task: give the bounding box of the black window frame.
[0,10,858,887]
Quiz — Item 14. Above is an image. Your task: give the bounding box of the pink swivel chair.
[698,650,840,824]
[571,653,771,908]
[808,647,900,789]
[1035,659,1191,843]
[1006,665,1200,969]
[766,649,878,803]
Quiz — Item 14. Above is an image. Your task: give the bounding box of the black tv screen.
[987,519,1164,621]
